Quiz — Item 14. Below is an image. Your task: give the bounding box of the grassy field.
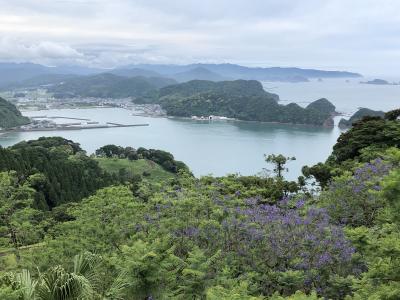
[95,158,175,182]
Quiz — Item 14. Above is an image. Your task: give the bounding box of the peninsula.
[135,80,337,126]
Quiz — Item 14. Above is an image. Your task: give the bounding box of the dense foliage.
[332,115,400,164]
[158,80,276,100]
[136,80,336,126]
[0,97,30,129]
[0,137,115,209]
[95,144,188,173]
[0,112,399,299]
[135,79,278,104]
[0,138,185,210]
[303,109,400,187]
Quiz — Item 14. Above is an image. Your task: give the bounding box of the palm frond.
[104,270,130,300]
[73,252,102,293]
[36,266,94,300]
[15,269,37,300]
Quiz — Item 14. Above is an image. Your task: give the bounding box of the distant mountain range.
[0,62,362,89]
[109,68,162,78]
[131,63,361,82]
[0,63,101,88]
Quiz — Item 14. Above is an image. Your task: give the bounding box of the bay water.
[0,79,398,179]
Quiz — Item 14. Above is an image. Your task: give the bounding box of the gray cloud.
[0,0,399,75]
[0,37,83,60]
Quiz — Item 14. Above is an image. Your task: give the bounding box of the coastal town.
[0,88,238,133]
[0,89,151,133]
[0,89,134,111]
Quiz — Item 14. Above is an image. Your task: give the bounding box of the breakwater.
[1,123,149,133]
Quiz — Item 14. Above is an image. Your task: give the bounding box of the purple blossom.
[295,199,306,208]
[326,157,393,226]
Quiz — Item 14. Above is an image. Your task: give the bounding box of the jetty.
[30,123,148,132]
[107,122,124,126]
[49,116,91,121]
[30,116,91,121]
[1,123,149,134]
[5,114,150,133]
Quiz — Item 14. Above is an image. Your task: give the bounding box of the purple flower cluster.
[225,198,354,272]
[326,158,392,226]
[147,193,355,278]
[183,196,355,297]
[351,158,392,193]
[142,184,358,296]
[354,158,392,181]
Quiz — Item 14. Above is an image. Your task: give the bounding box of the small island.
[360,78,399,85]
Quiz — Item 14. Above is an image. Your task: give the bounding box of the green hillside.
[95,158,175,182]
[0,97,30,129]
[160,79,277,99]
[306,98,336,114]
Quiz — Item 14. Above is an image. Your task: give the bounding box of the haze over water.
[267,78,400,114]
[0,79,399,180]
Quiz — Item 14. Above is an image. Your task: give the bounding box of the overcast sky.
[0,0,399,75]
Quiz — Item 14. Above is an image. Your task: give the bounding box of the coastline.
[24,106,340,129]
[165,115,338,129]
[19,106,341,129]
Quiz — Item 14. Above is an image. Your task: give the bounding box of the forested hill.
[158,79,277,99]
[48,73,177,98]
[338,108,385,128]
[0,97,30,129]
[136,79,336,126]
[305,98,337,115]
[0,137,187,209]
